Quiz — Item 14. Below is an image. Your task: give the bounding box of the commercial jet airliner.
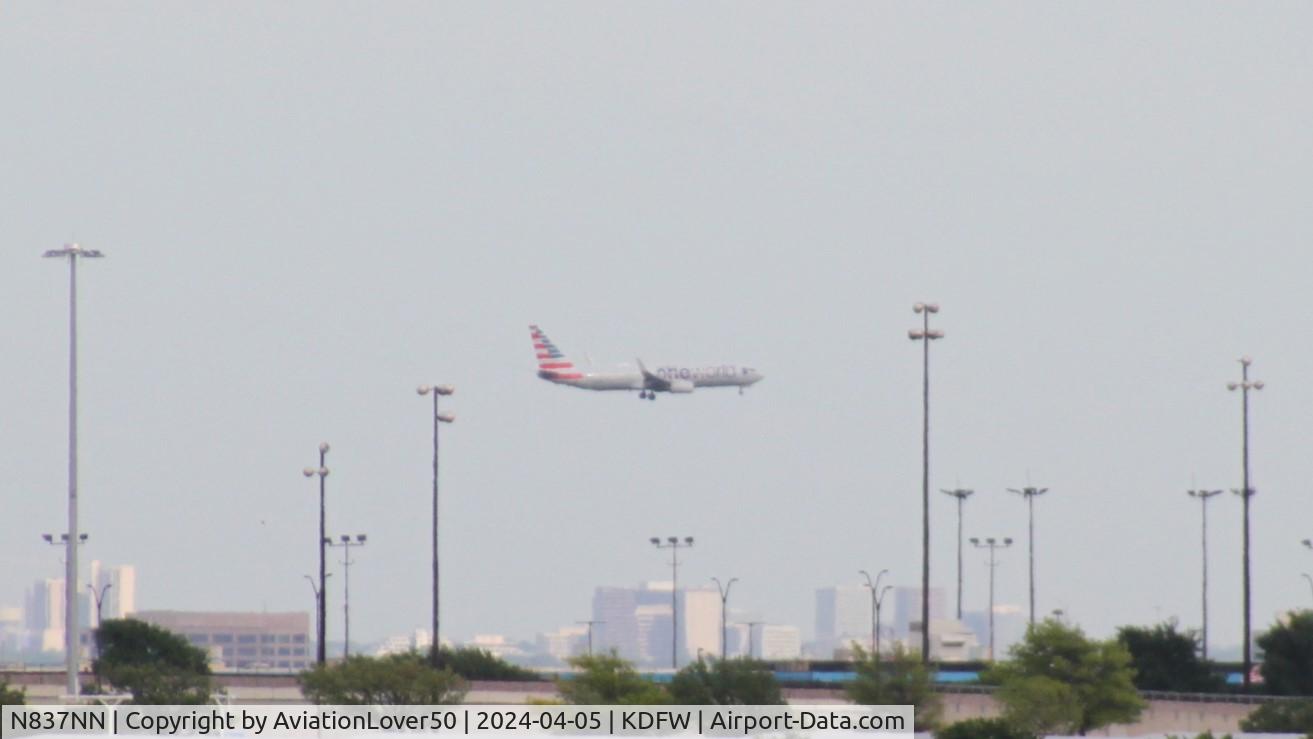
[530,325,763,400]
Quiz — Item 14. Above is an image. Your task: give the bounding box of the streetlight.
[908,302,943,665]
[87,583,112,628]
[1007,486,1049,625]
[44,241,104,698]
[1228,356,1262,690]
[740,621,764,660]
[87,583,111,663]
[327,534,367,660]
[302,442,330,666]
[858,569,890,658]
[1302,573,1313,602]
[711,577,738,660]
[304,573,331,658]
[651,536,694,668]
[576,620,604,656]
[970,537,1013,660]
[417,384,455,666]
[1188,489,1224,659]
[940,488,974,620]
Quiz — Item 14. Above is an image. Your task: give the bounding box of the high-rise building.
[88,561,136,625]
[814,585,871,657]
[591,582,723,666]
[892,587,946,641]
[25,579,65,652]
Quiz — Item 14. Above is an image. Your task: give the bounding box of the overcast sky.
[2,2,1310,651]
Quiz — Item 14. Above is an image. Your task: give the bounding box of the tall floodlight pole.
[858,569,889,657]
[44,242,103,698]
[1228,357,1262,690]
[908,302,943,664]
[651,536,694,668]
[970,537,1013,660]
[328,534,367,660]
[711,577,738,659]
[1188,489,1223,659]
[940,489,974,620]
[1008,486,1049,625]
[302,443,330,665]
[417,384,455,666]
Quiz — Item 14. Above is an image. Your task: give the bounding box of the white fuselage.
[539,365,763,392]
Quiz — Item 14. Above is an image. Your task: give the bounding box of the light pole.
[940,488,973,620]
[1228,356,1262,690]
[87,583,111,664]
[417,384,455,666]
[304,574,330,659]
[1008,486,1049,625]
[740,621,764,660]
[908,302,943,664]
[1188,489,1223,659]
[44,242,103,698]
[970,537,1012,660]
[651,536,694,668]
[858,569,889,657]
[1302,572,1313,602]
[328,534,367,660]
[711,577,738,659]
[302,443,330,666]
[576,620,604,656]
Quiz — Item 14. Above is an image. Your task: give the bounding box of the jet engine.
[668,379,694,393]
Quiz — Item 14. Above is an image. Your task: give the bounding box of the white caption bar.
[3,705,913,738]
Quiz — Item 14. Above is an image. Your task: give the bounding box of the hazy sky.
[2,3,1310,651]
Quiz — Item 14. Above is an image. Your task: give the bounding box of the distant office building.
[537,624,588,661]
[682,588,720,661]
[907,618,981,662]
[755,625,802,660]
[0,606,24,655]
[892,586,946,641]
[374,628,440,657]
[133,611,310,671]
[814,585,871,658]
[467,634,529,661]
[88,561,136,625]
[24,579,66,652]
[591,582,722,666]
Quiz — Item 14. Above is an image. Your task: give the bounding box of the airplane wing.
[636,359,671,392]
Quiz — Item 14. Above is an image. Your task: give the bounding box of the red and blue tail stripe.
[530,325,584,380]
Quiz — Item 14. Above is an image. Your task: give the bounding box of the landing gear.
[639,390,656,400]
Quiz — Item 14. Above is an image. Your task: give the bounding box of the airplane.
[530,325,763,400]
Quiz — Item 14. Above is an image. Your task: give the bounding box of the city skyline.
[2,3,1311,655]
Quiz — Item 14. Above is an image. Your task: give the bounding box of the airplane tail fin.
[529,325,583,380]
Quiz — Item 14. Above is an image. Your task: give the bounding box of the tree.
[94,619,213,704]
[845,645,942,732]
[557,652,669,705]
[1257,610,1313,695]
[668,658,783,705]
[984,619,1144,736]
[0,681,25,706]
[438,646,536,680]
[1117,621,1223,692]
[935,717,1035,739]
[299,652,467,704]
[1239,699,1313,733]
